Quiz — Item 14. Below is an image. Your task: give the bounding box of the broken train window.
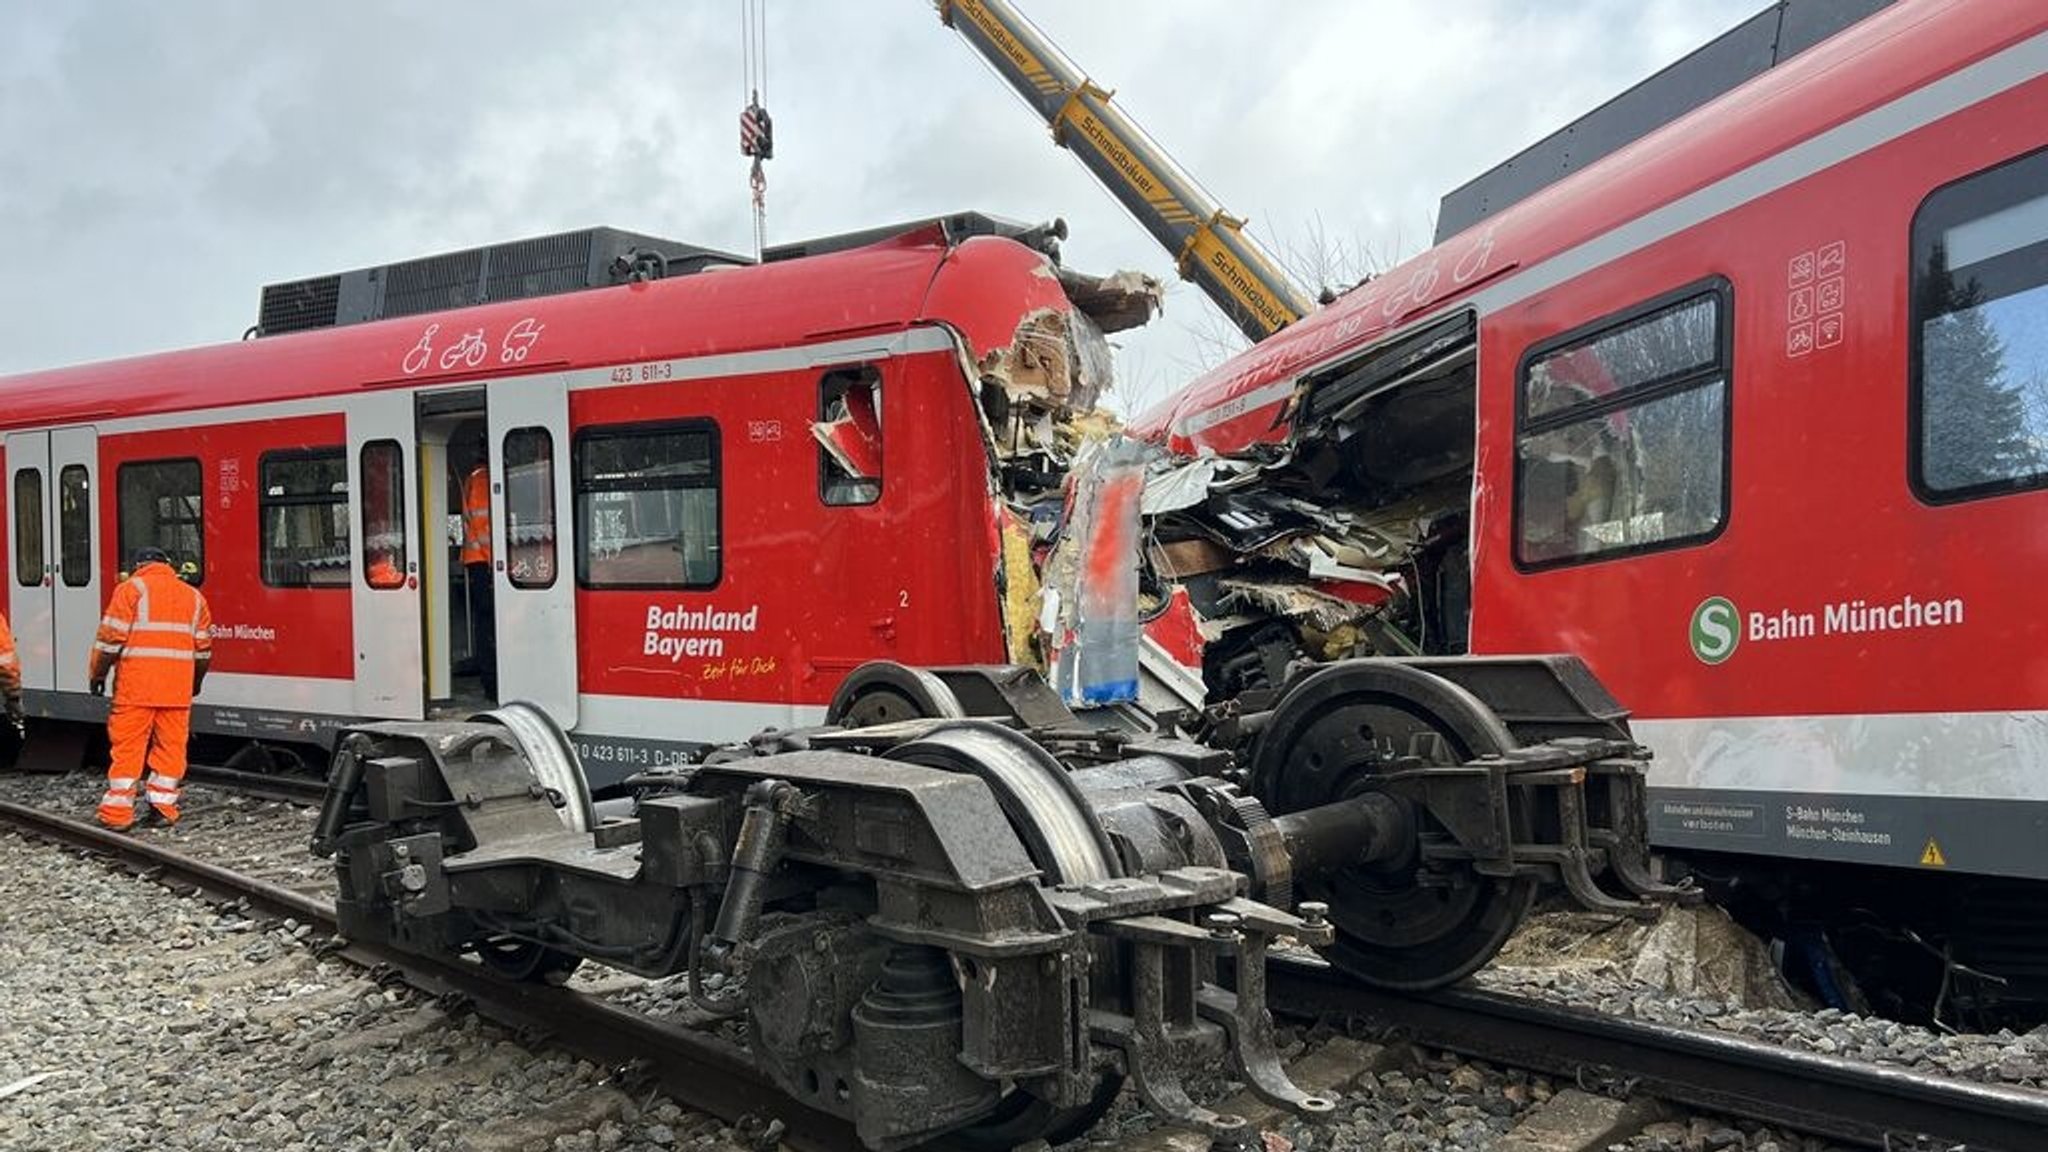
[1515,283,1730,568]
[816,366,882,506]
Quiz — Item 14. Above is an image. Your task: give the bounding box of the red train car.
[1129,0,2048,1013]
[1,223,1082,783]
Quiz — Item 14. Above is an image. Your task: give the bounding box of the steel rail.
[184,764,330,805]
[0,799,859,1152]
[1268,956,2048,1151]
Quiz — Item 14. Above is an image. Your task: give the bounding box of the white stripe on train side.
[1174,23,2048,437]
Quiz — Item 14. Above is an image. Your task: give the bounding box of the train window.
[117,459,203,585]
[1515,284,1730,568]
[503,427,557,589]
[360,441,407,590]
[818,367,882,506]
[58,465,90,588]
[1911,147,2048,501]
[259,450,349,588]
[574,422,720,589]
[13,469,42,587]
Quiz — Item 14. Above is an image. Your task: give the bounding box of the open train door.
[487,375,578,728]
[4,432,55,696]
[348,392,425,720]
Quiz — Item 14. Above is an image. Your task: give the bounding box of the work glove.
[192,668,206,697]
[4,694,22,734]
[89,677,106,698]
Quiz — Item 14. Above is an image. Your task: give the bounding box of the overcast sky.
[0,1,1754,414]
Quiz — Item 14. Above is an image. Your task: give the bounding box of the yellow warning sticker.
[1920,838,1947,868]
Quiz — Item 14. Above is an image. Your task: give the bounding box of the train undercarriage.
[314,657,1689,1149]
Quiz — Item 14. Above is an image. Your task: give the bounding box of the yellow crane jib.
[936,0,1313,342]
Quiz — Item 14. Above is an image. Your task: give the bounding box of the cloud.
[0,0,1754,413]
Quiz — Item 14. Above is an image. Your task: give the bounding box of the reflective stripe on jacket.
[0,611,19,700]
[88,562,214,708]
[461,466,493,566]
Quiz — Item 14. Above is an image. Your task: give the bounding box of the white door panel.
[488,375,578,726]
[348,393,424,719]
[50,427,100,696]
[4,432,54,691]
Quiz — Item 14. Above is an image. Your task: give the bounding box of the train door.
[4,432,54,692]
[50,427,103,697]
[347,393,425,719]
[487,376,577,726]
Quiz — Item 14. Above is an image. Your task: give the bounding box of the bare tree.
[1168,213,1422,378]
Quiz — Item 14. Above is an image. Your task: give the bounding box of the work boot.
[147,805,180,828]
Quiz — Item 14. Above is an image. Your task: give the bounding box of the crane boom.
[937,0,1313,342]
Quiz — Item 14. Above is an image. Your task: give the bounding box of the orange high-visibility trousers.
[97,704,192,829]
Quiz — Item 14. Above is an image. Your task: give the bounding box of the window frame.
[57,464,91,588]
[257,447,350,590]
[13,468,43,588]
[116,456,204,585]
[1511,276,1734,572]
[1907,144,2048,506]
[572,418,723,591]
[502,426,559,590]
[818,365,884,507]
[359,439,408,591]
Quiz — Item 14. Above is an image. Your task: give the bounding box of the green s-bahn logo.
[1690,596,1740,665]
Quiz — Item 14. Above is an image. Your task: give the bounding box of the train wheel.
[470,702,595,833]
[826,662,967,727]
[476,937,582,985]
[1249,662,1537,990]
[889,721,1124,1145]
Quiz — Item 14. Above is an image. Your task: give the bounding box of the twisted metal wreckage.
[315,259,1693,1150]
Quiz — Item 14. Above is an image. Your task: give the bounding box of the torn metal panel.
[1146,536,1236,580]
[1219,575,1396,634]
[1056,266,1164,334]
[1044,437,1149,708]
[811,376,883,480]
[979,307,1091,413]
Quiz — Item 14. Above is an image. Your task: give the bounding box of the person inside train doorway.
[462,436,497,698]
[88,546,213,830]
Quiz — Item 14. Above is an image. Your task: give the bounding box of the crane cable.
[739,0,774,260]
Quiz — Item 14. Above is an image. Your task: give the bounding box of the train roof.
[1128,0,2047,456]
[0,225,1064,431]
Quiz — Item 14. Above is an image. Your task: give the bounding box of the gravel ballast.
[4,769,2041,1151]
[0,820,739,1152]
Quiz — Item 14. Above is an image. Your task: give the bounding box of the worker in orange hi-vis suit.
[1,607,23,734]
[89,546,213,830]
[462,448,497,697]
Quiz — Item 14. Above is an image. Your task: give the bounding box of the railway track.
[182,763,330,806]
[0,798,862,1152]
[5,771,2043,1152]
[1269,958,2048,1151]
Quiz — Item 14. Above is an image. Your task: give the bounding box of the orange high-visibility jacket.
[461,465,493,566]
[89,562,213,707]
[0,610,19,701]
